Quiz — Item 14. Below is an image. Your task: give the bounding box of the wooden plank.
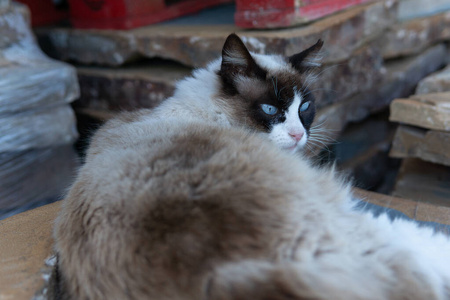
[353,188,418,220]
[355,187,450,226]
[390,125,450,167]
[417,65,450,95]
[0,201,60,299]
[389,92,450,131]
[392,158,450,208]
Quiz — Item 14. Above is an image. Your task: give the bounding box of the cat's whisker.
[309,121,340,133]
[308,138,331,146]
[316,63,342,77]
[277,86,286,99]
[310,126,339,132]
[310,132,338,139]
[310,135,339,145]
[271,76,279,98]
[307,139,332,153]
[362,199,371,213]
[310,129,335,136]
[310,125,340,137]
[302,64,342,91]
[302,87,338,98]
[309,139,335,148]
[308,131,339,145]
[308,141,329,150]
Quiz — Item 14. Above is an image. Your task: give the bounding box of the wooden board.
[389,92,450,131]
[354,187,450,226]
[390,125,450,167]
[0,201,60,299]
[392,158,450,208]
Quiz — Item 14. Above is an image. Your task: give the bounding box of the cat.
[51,34,450,300]
[144,33,322,153]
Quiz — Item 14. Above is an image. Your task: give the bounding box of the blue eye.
[300,101,310,112]
[261,104,278,115]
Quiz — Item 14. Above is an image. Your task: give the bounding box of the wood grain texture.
[0,201,60,299]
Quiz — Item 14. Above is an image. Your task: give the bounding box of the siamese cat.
[51,34,450,300]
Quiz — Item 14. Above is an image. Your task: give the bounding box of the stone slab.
[312,44,384,109]
[354,187,450,226]
[381,11,450,59]
[0,201,60,300]
[76,62,190,111]
[393,158,450,207]
[315,44,447,137]
[36,0,397,68]
[389,92,450,131]
[390,125,450,167]
[416,65,450,95]
[74,44,382,112]
[398,0,450,21]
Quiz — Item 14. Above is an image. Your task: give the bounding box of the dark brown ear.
[288,39,324,73]
[220,33,266,79]
[219,33,267,95]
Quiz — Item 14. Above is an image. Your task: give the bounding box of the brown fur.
[53,115,450,299]
[54,119,317,299]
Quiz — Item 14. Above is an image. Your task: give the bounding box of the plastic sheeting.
[0,145,79,216]
[0,3,80,214]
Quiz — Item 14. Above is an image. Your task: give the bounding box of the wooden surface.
[0,201,61,299]
[390,125,450,167]
[354,188,450,226]
[389,92,450,131]
[391,158,450,208]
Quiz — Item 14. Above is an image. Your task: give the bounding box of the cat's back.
[54,115,310,299]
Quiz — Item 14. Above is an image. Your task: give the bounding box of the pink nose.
[289,131,304,142]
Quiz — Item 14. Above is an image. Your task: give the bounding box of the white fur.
[150,59,231,128]
[223,49,248,67]
[268,93,307,152]
[252,53,290,72]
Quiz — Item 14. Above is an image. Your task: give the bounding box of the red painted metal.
[16,0,68,27]
[235,0,374,28]
[69,0,233,30]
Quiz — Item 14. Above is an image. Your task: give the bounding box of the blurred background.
[1,0,450,221]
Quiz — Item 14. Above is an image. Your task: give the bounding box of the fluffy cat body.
[53,35,450,299]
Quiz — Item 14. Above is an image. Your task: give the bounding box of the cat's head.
[217,33,323,152]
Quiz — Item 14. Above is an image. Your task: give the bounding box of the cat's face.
[217,34,323,152]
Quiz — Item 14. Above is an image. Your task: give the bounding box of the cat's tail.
[204,260,371,300]
[204,259,450,300]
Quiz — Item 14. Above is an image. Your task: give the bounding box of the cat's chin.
[284,139,307,153]
[284,144,299,152]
